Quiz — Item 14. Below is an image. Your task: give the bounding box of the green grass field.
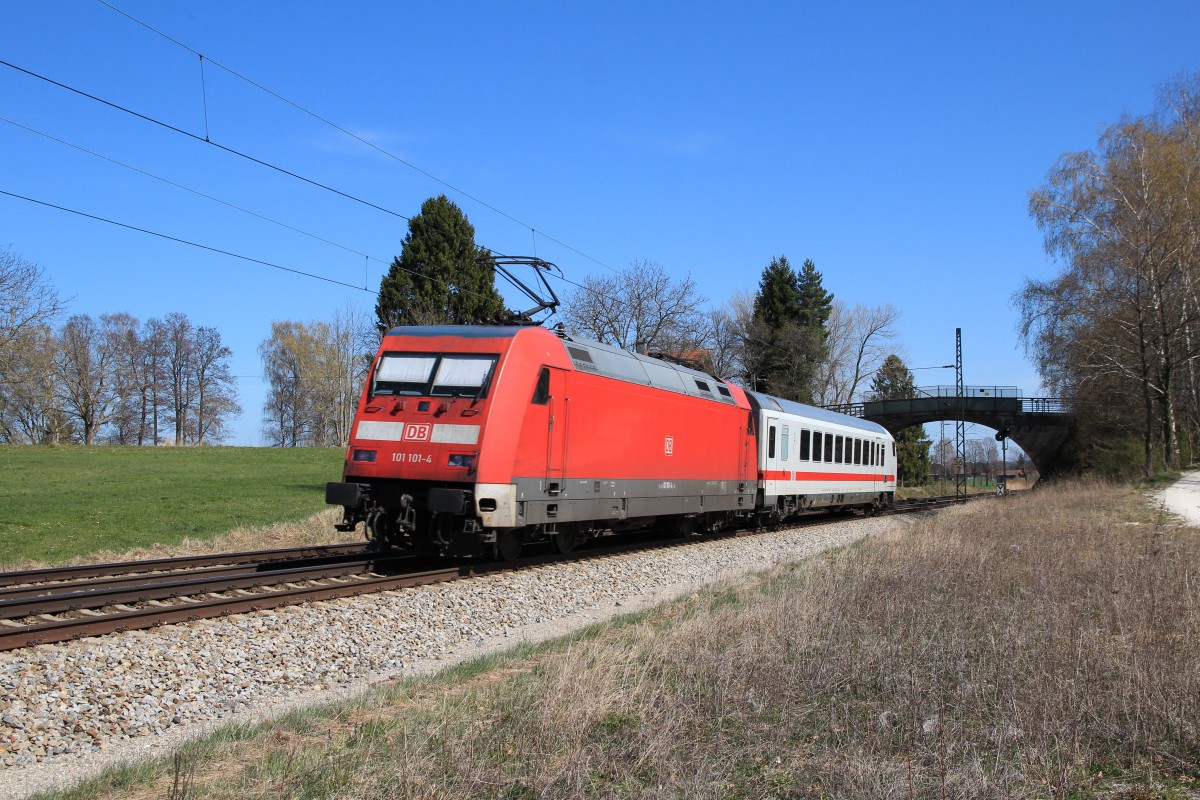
[0,445,346,565]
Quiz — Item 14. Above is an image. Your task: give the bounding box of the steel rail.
[0,553,416,619]
[0,567,459,651]
[0,542,370,588]
[0,550,380,604]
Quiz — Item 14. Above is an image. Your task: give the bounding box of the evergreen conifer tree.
[744,255,831,402]
[795,258,833,332]
[870,354,931,486]
[375,195,505,331]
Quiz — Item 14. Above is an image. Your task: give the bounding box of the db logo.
[664,436,674,455]
[404,423,432,442]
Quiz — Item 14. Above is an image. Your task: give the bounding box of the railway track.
[0,542,370,588]
[0,492,995,652]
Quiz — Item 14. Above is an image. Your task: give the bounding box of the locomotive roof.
[380,325,738,404]
[745,391,891,436]
[559,333,739,405]
[382,325,527,339]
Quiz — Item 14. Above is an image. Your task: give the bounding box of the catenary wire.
[0,188,530,310]
[1,56,620,305]
[95,0,619,275]
[0,58,412,224]
[0,189,374,293]
[0,71,656,326]
[0,116,387,267]
[0,62,558,310]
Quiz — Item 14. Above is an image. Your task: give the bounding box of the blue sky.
[3,1,1199,446]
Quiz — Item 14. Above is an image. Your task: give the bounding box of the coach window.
[800,429,811,460]
[812,432,822,462]
[781,426,790,461]
[768,425,777,459]
[869,441,876,466]
[824,433,834,463]
[854,439,862,465]
[531,368,551,405]
[834,435,843,463]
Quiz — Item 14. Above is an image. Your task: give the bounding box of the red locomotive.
[326,324,896,558]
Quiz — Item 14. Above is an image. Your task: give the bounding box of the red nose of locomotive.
[343,395,483,481]
[324,332,509,552]
[342,348,496,482]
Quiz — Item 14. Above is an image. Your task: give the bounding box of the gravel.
[0,515,906,798]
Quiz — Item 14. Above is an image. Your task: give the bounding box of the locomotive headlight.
[351,449,377,463]
[447,454,475,468]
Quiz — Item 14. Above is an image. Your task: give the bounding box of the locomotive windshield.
[372,353,498,398]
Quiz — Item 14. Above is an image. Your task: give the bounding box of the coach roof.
[745,391,891,436]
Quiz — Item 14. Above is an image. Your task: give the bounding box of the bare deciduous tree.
[932,436,955,479]
[161,313,196,446]
[260,305,375,447]
[815,301,902,405]
[55,314,123,445]
[1,249,67,442]
[1019,79,1200,475]
[560,260,709,355]
[192,326,240,445]
[704,304,745,381]
[0,324,67,443]
[0,247,66,381]
[103,312,143,445]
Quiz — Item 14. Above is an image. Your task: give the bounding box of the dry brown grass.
[58,480,1200,800]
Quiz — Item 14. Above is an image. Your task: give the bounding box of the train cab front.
[326,333,504,556]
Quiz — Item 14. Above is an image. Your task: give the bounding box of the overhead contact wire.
[0,189,373,293]
[96,0,618,275]
[0,188,504,308]
[0,116,386,265]
[0,59,411,223]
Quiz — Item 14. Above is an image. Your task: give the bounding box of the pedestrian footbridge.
[828,387,1071,475]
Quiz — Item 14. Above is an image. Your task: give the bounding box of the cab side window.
[532,368,551,405]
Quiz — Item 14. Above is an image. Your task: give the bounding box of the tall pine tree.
[744,255,831,402]
[871,354,931,486]
[375,195,505,331]
[795,258,833,332]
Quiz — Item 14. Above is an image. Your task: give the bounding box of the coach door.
[544,368,569,489]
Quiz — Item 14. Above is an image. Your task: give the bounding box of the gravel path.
[0,515,907,798]
[1157,469,1200,527]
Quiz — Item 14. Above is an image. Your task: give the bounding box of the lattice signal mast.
[955,327,966,501]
